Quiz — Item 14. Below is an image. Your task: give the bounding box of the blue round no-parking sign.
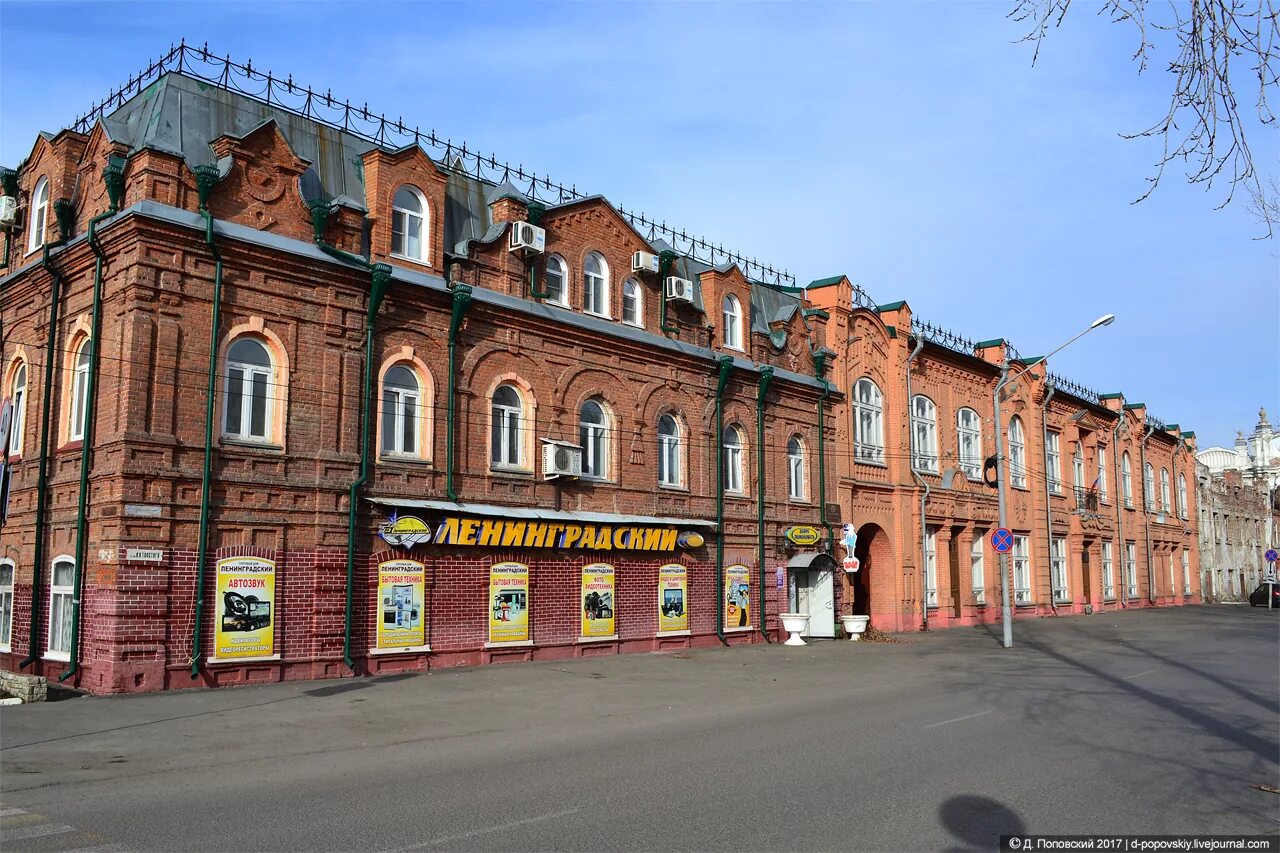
[991,528,1013,554]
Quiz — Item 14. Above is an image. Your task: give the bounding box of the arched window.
[722,425,744,493]
[1177,473,1188,518]
[957,407,981,479]
[1144,462,1155,510]
[390,186,427,262]
[491,384,525,469]
[6,361,26,456]
[48,556,75,658]
[853,378,884,463]
[1160,467,1171,513]
[722,295,743,350]
[28,176,49,252]
[911,395,938,473]
[1009,417,1027,489]
[579,399,610,479]
[787,436,806,501]
[1122,452,1133,506]
[223,337,274,443]
[622,278,643,326]
[545,254,568,306]
[381,364,422,457]
[657,414,682,487]
[583,252,609,316]
[0,558,14,651]
[67,337,91,442]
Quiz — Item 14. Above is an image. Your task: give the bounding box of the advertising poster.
[657,564,688,633]
[489,562,530,644]
[376,559,426,650]
[725,563,751,629]
[581,563,616,638]
[214,556,276,660]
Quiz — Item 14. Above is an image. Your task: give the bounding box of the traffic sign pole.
[993,361,1013,649]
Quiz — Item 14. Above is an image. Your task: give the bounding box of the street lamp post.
[993,313,1115,649]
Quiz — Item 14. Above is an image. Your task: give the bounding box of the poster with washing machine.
[658,564,688,633]
[725,563,751,629]
[581,563,616,638]
[489,562,530,644]
[376,559,426,650]
[214,556,276,660]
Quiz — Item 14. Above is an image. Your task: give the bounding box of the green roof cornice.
[1099,393,1124,400]
[975,338,1005,349]
[807,275,846,289]
[876,300,906,313]
[1123,403,1145,410]
[802,307,829,319]
[885,325,897,338]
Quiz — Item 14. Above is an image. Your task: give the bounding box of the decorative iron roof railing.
[912,318,979,357]
[1046,371,1103,407]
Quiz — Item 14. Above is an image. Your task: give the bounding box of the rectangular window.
[47,559,75,659]
[1072,442,1085,491]
[658,434,680,487]
[1013,535,1031,605]
[1181,550,1190,595]
[1102,541,1115,600]
[970,535,985,604]
[925,527,938,607]
[1050,537,1069,603]
[1125,542,1138,599]
[0,562,13,651]
[1097,447,1108,502]
[1046,431,1062,494]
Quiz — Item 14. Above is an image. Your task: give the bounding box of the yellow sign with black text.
[489,562,530,644]
[658,564,688,633]
[784,526,822,546]
[214,556,276,660]
[581,563,616,638]
[725,563,751,629]
[376,559,426,650]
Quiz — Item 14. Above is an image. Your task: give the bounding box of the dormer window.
[584,252,609,317]
[28,176,49,253]
[391,186,427,263]
[622,278,643,327]
[722,295,743,350]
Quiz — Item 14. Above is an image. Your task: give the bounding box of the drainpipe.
[20,197,74,669]
[1112,418,1126,608]
[1139,422,1156,605]
[445,276,473,502]
[713,354,733,646]
[307,201,393,672]
[524,202,550,300]
[755,365,774,642]
[189,164,227,679]
[905,335,930,631]
[0,168,16,270]
[814,351,835,554]
[59,159,125,684]
[658,251,678,334]
[1041,381,1059,614]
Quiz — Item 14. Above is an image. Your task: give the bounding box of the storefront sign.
[658,564,688,633]
[376,559,426,650]
[488,562,529,644]
[431,517,683,551]
[725,564,751,629]
[676,531,705,549]
[214,556,276,660]
[379,514,431,550]
[581,563,616,638]
[784,526,822,546]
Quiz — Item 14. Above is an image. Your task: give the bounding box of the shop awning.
[787,552,837,570]
[367,497,718,529]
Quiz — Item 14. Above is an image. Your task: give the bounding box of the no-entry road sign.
[992,528,1013,553]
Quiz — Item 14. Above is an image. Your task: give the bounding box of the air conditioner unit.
[631,251,659,274]
[665,276,695,303]
[0,196,17,226]
[508,221,545,254]
[541,440,582,479]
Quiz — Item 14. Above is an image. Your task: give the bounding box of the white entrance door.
[796,570,835,638]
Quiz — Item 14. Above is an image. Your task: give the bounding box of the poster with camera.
[581,563,616,638]
[214,556,276,660]
[489,562,530,644]
[658,564,688,633]
[376,559,426,651]
[724,563,751,630]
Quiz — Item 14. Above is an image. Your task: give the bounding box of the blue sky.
[2,1,1275,450]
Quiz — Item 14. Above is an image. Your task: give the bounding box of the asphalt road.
[2,605,1277,852]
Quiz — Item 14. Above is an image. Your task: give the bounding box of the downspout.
[1140,422,1156,605]
[0,167,16,270]
[59,159,125,683]
[524,202,550,300]
[190,164,227,678]
[1041,381,1059,614]
[20,197,74,669]
[713,354,733,646]
[445,277,473,502]
[307,201,394,673]
[905,335,930,631]
[814,352,835,554]
[658,250,678,334]
[1112,418,1126,607]
[755,365,774,642]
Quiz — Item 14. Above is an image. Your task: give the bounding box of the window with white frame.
[544,254,568,306]
[1144,463,1155,511]
[787,436,806,501]
[1125,542,1138,598]
[1045,430,1062,494]
[1167,552,1176,596]
[1177,473,1188,519]
[491,384,525,469]
[924,527,938,607]
[48,557,75,659]
[583,252,609,317]
[722,425,744,493]
[957,407,981,479]
[1160,468,1171,513]
[853,378,884,463]
[7,361,26,456]
[390,186,427,262]
[657,414,682,488]
[1013,535,1031,604]
[911,395,938,473]
[621,278,643,326]
[381,364,421,457]
[0,559,13,651]
[28,176,49,253]
[722,295,743,350]
[1050,537,1069,602]
[971,535,986,604]
[1072,442,1085,491]
[223,337,274,443]
[1009,417,1027,489]
[579,400,610,479]
[1097,447,1108,502]
[1181,550,1190,595]
[1102,541,1115,599]
[1122,452,1133,507]
[68,336,90,442]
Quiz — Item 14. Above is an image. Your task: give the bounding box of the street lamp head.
[1091,313,1116,329]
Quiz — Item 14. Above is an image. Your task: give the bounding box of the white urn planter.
[840,614,870,641]
[778,613,811,646]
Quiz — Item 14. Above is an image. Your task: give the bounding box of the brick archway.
[851,523,891,620]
